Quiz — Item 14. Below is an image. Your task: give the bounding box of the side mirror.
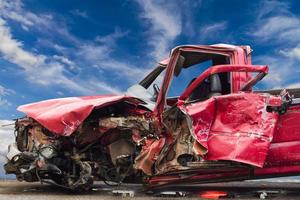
[174,55,185,77]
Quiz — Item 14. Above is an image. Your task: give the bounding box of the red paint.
[135,137,166,175]
[18,95,141,135]
[181,93,280,167]
[16,44,300,187]
[273,105,300,142]
[182,98,215,149]
[265,141,300,166]
[179,64,268,101]
[199,191,228,199]
[208,93,279,167]
[148,169,250,185]
[154,45,250,119]
[254,165,300,177]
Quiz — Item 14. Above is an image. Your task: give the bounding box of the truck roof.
[159,44,249,66]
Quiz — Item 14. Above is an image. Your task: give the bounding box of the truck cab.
[136,44,300,186]
[139,44,265,116]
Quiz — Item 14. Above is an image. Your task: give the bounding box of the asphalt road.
[1,180,300,199]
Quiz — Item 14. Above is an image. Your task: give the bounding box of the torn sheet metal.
[182,97,215,150]
[134,137,166,175]
[17,95,142,136]
[182,93,280,167]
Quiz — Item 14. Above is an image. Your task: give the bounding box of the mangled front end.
[4,96,157,190]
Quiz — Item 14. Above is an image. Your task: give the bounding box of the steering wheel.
[152,83,160,101]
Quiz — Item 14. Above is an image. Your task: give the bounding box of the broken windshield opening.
[167,60,212,97]
[166,51,230,100]
[126,65,166,109]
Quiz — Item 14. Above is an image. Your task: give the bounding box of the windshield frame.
[139,65,166,89]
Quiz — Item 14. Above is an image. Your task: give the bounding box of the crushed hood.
[18,95,144,136]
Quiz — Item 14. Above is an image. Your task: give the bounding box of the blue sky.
[1,0,300,119]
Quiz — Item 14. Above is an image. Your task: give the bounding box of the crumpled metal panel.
[134,137,166,175]
[183,93,280,167]
[17,95,140,136]
[183,98,215,150]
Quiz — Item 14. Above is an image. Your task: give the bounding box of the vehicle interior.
[137,50,233,107]
[166,51,231,104]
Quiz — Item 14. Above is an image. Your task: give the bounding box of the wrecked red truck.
[4,44,300,190]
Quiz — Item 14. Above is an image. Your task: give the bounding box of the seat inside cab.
[166,51,231,105]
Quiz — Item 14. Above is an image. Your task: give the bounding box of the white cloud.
[249,1,300,90]
[286,82,300,88]
[0,0,164,97]
[0,120,14,178]
[70,9,88,18]
[56,91,64,96]
[0,18,46,69]
[0,85,15,96]
[0,0,80,45]
[0,0,53,31]
[253,54,300,89]
[280,46,300,60]
[0,120,14,156]
[0,17,121,94]
[77,43,110,62]
[136,0,182,61]
[256,0,291,20]
[200,22,227,35]
[0,85,15,107]
[273,46,300,89]
[83,78,123,95]
[0,98,11,107]
[95,28,129,47]
[98,60,149,81]
[0,0,183,99]
[76,42,147,83]
[76,28,147,82]
[53,55,74,66]
[251,1,300,44]
[253,16,300,42]
[53,55,78,71]
[0,0,137,95]
[198,21,227,41]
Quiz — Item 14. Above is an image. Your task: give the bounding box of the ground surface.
[1,180,300,199]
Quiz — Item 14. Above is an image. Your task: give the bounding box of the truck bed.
[255,88,300,99]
